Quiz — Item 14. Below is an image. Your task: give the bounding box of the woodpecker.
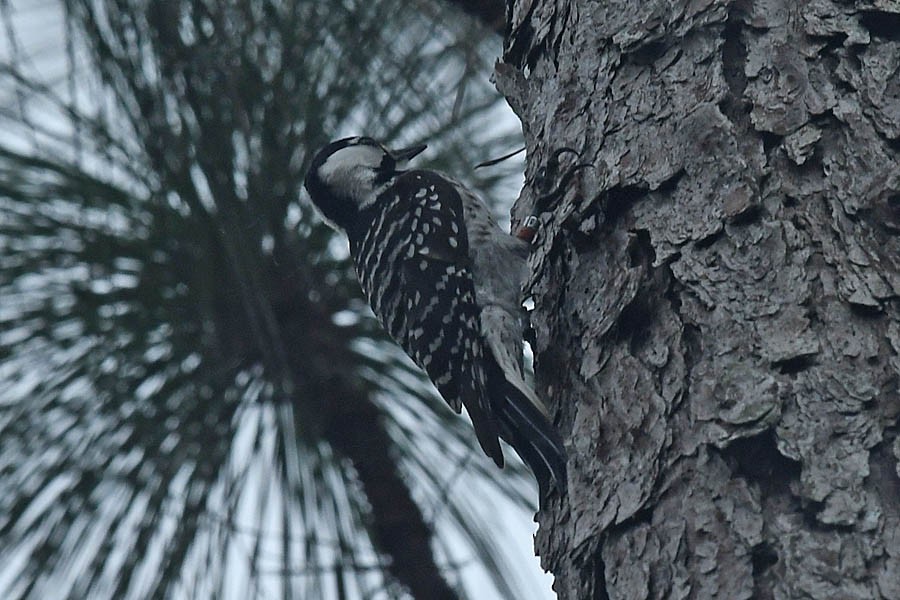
[304,136,567,499]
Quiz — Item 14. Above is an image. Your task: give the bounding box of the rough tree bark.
[494,1,900,598]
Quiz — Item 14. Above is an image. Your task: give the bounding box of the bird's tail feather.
[495,383,567,500]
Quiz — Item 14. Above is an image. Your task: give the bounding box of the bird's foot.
[516,147,591,242]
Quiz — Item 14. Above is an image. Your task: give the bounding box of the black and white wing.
[352,169,504,466]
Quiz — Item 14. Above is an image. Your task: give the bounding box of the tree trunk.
[495,1,900,598]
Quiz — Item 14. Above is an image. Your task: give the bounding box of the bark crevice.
[499,0,900,598]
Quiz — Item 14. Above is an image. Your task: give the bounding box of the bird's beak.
[391,143,427,161]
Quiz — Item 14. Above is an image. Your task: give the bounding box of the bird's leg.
[516,147,591,243]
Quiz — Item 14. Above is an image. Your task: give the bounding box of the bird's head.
[304,136,427,231]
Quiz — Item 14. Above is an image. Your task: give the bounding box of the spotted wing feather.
[351,170,503,466]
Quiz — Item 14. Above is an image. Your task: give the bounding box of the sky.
[0,1,555,599]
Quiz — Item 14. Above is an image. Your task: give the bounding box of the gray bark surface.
[494,1,900,598]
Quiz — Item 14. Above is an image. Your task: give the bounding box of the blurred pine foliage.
[0,1,545,598]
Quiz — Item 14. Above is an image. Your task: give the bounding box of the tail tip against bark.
[495,383,568,502]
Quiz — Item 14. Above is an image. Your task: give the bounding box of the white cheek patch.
[319,146,383,180]
[318,145,384,200]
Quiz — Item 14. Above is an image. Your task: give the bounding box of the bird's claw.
[536,147,580,192]
[515,146,592,243]
[535,161,593,213]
